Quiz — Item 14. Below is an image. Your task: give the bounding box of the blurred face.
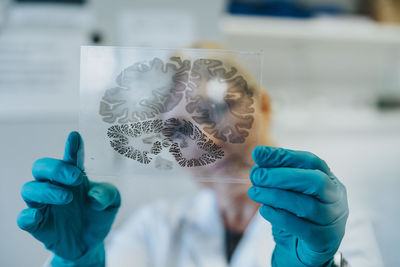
[160,59,267,183]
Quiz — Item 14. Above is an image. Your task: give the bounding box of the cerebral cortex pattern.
[100,56,256,168]
[185,59,255,144]
[100,57,190,123]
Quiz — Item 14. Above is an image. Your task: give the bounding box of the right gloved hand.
[248,146,348,267]
[17,132,121,267]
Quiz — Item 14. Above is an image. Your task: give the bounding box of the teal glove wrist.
[51,243,105,267]
[17,132,120,264]
[248,146,348,267]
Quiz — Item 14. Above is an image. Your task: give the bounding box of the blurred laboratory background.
[1,0,400,266]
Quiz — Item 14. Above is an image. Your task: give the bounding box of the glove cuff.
[296,239,339,267]
[51,243,105,267]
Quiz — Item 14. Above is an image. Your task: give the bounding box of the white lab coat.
[107,189,384,267]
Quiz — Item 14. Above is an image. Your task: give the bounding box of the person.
[17,45,383,267]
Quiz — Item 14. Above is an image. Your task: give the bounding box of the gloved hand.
[248,146,348,267]
[17,132,121,267]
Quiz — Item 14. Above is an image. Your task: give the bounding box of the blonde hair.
[190,41,262,99]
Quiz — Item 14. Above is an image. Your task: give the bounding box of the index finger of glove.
[32,158,83,186]
[250,167,340,203]
[252,146,332,175]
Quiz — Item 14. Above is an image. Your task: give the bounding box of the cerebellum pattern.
[162,118,224,167]
[100,57,190,123]
[107,119,165,164]
[108,119,224,168]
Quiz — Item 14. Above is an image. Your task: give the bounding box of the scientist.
[17,51,382,267]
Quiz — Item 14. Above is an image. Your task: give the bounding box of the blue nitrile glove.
[248,146,348,267]
[17,132,121,267]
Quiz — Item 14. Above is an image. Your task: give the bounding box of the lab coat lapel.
[180,189,275,267]
[181,189,228,267]
[230,213,274,267]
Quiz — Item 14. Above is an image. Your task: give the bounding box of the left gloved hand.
[248,146,348,267]
[17,132,120,266]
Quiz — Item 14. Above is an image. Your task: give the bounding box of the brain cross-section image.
[99,56,255,169]
[99,57,190,123]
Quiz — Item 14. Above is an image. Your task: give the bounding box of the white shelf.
[220,15,400,44]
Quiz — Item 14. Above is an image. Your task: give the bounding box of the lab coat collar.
[180,188,273,267]
[182,188,224,234]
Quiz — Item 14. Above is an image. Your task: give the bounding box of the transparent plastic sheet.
[79,46,262,183]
